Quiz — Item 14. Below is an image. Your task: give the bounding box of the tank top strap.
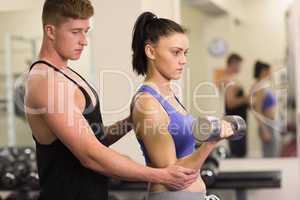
[174,95,186,111]
[67,66,99,102]
[29,60,93,108]
[137,85,175,115]
[29,60,82,90]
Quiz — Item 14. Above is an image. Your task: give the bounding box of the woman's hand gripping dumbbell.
[192,115,246,143]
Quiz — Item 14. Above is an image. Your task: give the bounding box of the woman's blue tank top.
[262,90,276,111]
[136,85,196,164]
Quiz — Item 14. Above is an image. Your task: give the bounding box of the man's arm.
[103,116,133,146]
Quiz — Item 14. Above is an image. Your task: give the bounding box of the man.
[222,53,249,158]
[24,1,198,199]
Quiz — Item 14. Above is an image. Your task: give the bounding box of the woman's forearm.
[175,142,217,170]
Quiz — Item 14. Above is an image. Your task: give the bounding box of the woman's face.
[261,67,272,79]
[148,33,189,80]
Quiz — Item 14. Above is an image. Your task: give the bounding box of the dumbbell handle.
[223,115,246,140]
[192,116,220,142]
[192,115,246,142]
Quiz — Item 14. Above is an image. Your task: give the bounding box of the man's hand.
[160,165,199,190]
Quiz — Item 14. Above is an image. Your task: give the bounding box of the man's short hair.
[42,0,94,26]
[227,53,243,66]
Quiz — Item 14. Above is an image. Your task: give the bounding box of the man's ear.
[44,24,56,40]
[145,43,156,60]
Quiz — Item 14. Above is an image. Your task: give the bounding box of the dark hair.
[42,0,94,26]
[254,60,270,79]
[227,53,243,66]
[131,12,186,76]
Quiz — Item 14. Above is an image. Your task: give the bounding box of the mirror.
[181,0,297,158]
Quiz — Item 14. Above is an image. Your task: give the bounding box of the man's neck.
[38,40,68,69]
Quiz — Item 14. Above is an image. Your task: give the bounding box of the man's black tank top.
[225,88,248,158]
[225,88,248,121]
[29,60,109,200]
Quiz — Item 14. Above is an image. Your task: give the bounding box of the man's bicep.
[42,109,101,162]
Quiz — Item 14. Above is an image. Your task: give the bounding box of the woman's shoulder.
[133,92,159,110]
[132,92,168,119]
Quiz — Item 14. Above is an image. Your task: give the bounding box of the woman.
[131,12,234,200]
[251,61,281,157]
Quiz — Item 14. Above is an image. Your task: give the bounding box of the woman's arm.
[132,93,231,171]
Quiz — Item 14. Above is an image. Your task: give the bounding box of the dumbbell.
[200,146,227,186]
[0,147,15,163]
[8,147,36,162]
[20,147,36,161]
[0,148,17,189]
[213,145,230,159]
[1,158,31,189]
[15,147,38,189]
[1,171,17,189]
[24,161,39,190]
[1,161,29,189]
[192,115,246,143]
[25,171,39,190]
[201,156,219,186]
[223,116,246,140]
[4,165,37,190]
[16,147,39,189]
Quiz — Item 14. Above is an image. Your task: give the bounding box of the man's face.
[230,61,242,74]
[49,18,90,61]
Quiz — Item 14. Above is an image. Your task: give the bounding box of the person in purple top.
[130,11,234,200]
[251,60,282,157]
